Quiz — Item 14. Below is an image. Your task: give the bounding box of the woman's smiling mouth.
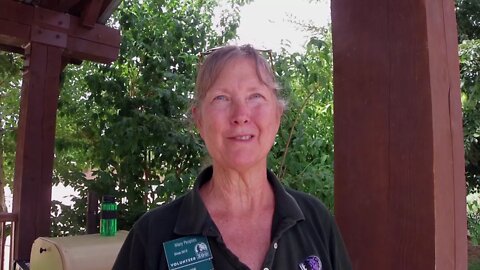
[230,135,254,141]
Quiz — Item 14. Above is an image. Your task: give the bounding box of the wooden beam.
[0,19,30,45]
[0,0,120,63]
[31,25,68,48]
[0,0,32,49]
[0,19,30,48]
[427,0,467,268]
[86,190,99,234]
[57,0,83,13]
[12,42,64,262]
[33,4,71,31]
[68,15,121,47]
[14,2,121,47]
[81,0,105,28]
[332,0,467,269]
[0,43,23,54]
[98,0,121,24]
[0,0,34,25]
[0,213,17,223]
[67,36,119,64]
[37,0,62,10]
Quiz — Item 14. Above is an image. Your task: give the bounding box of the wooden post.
[332,0,467,269]
[0,1,120,261]
[86,191,99,234]
[12,42,64,261]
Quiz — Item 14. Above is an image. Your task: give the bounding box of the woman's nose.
[231,102,249,125]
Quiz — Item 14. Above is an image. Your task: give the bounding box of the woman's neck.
[199,164,274,215]
[199,165,275,270]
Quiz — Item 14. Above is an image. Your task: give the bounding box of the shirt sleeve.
[112,228,146,270]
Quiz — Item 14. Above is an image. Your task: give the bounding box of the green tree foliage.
[0,52,21,186]
[459,40,480,190]
[270,30,335,210]
[457,0,480,191]
[0,52,22,213]
[456,0,480,244]
[51,0,244,235]
[456,0,480,42]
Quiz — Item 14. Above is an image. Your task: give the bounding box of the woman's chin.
[216,157,264,171]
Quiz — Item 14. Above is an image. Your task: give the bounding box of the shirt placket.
[260,218,298,270]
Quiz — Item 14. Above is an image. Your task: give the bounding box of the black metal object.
[13,260,30,270]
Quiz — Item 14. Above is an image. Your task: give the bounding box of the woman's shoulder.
[142,194,185,219]
[131,194,187,236]
[284,187,334,222]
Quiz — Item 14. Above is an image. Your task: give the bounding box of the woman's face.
[194,57,282,171]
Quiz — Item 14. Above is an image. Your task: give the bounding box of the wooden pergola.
[0,0,468,269]
[0,0,121,264]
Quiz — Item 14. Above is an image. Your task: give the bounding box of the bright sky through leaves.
[236,0,331,53]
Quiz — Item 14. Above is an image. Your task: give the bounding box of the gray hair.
[193,44,286,109]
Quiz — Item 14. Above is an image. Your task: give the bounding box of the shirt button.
[273,242,278,249]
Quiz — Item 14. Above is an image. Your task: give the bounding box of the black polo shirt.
[113,167,352,270]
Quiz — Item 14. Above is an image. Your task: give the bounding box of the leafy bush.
[470,258,480,270]
[460,40,480,191]
[270,32,335,210]
[468,190,480,245]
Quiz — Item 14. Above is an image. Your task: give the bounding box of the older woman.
[113,45,351,270]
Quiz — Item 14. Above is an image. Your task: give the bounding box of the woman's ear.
[191,106,201,129]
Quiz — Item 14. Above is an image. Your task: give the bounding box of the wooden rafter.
[0,0,120,63]
[81,0,105,28]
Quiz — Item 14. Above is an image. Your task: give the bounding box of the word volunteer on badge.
[163,236,214,270]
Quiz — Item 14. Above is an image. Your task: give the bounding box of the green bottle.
[100,195,117,236]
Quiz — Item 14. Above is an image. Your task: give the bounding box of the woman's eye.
[250,93,264,99]
[213,95,228,101]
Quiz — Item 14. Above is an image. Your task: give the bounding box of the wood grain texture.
[332,0,467,269]
[12,42,63,261]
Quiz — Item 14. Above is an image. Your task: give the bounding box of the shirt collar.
[173,166,305,236]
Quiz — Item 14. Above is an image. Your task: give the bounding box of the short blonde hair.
[194,45,285,108]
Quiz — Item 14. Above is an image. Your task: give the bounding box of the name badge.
[163,236,214,270]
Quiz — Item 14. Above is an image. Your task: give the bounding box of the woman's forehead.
[206,58,273,92]
[218,57,257,75]
[216,57,272,83]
